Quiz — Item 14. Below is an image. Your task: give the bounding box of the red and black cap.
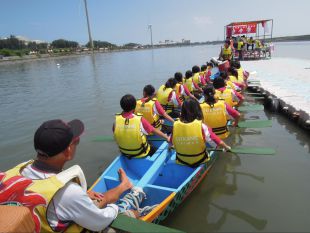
[34,119,84,157]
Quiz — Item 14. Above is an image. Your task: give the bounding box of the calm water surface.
[0,42,310,232]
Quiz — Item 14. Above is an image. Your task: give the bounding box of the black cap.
[34,119,84,157]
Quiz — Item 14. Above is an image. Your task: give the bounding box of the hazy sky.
[1,0,309,45]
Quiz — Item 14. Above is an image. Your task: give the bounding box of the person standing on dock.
[114,94,169,158]
[200,85,240,139]
[1,119,136,232]
[170,98,231,167]
[135,84,174,130]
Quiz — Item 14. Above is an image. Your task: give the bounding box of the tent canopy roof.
[226,19,272,27]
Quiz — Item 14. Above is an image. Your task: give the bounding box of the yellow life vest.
[175,83,185,101]
[192,73,200,86]
[229,75,244,85]
[184,78,193,93]
[222,47,232,60]
[114,114,150,158]
[237,68,245,81]
[172,119,209,167]
[237,41,244,50]
[135,99,161,128]
[156,85,175,112]
[200,101,229,139]
[215,89,236,107]
[255,40,262,48]
[226,80,236,90]
[3,161,86,233]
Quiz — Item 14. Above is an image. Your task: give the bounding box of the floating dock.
[243,58,310,130]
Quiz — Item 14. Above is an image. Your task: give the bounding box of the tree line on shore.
[0,35,143,57]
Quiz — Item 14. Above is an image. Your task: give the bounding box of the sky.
[1,0,310,45]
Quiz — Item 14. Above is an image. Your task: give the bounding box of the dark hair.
[219,71,228,80]
[192,65,200,74]
[120,94,136,112]
[180,98,203,123]
[225,40,230,45]
[185,70,192,79]
[164,78,177,89]
[203,85,216,105]
[229,68,239,80]
[143,84,155,97]
[206,62,214,68]
[234,60,241,69]
[201,65,207,72]
[174,72,183,82]
[213,77,225,89]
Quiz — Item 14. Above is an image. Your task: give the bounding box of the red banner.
[226,23,257,36]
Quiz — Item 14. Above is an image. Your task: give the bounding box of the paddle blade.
[231,147,276,155]
[92,136,114,142]
[238,120,272,128]
[111,214,184,233]
[238,104,264,112]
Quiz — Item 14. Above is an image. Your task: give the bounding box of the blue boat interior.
[91,139,216,208]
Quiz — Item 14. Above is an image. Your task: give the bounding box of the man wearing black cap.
[3,119,133,232]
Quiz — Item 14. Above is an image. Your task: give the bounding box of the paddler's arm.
[152,127,169,141]
[203,124,231,151]
[155,100,175,123]
[183,84,197,100]
[141,117,169,141]
[225,103,241,127]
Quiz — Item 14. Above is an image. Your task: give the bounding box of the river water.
[1,42,310,232]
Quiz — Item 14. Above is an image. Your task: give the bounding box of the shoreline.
[1,39,310,66]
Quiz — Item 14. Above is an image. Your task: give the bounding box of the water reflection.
[266,111,310,153]
[210,202,267,231]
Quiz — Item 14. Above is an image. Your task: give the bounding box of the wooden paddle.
[111,214,184,233]
[92,136,168,142]
[238,119,272,128]
[238,104,264,112]
[207,146,276,155]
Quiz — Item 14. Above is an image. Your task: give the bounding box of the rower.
[170,98,231,167]
[192,65,206,88]
[200,85,240,139]
[135,84,174,131]
[174,72,196,101]
[114,94,169,159]
[156,78,182,118]
[183,70,203,99]
[213,77,244,107]
[228,67,246,90]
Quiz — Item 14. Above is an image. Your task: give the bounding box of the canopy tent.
[224,19,273,41]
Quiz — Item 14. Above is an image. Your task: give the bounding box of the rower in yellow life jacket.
[171,98,231,167]
[114,94,169,158]
[114,113,150,158]
[174,72,196,101]
[200,85,240,139]
[213,77,239,107]
[184,71,194,93]
[156,78,182,117]
[200,101,230,139]
[192,65,202,86]
[135,99,161,128]
[3,161,85,233]
[173,119,209,167]
[135,84,174,131]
